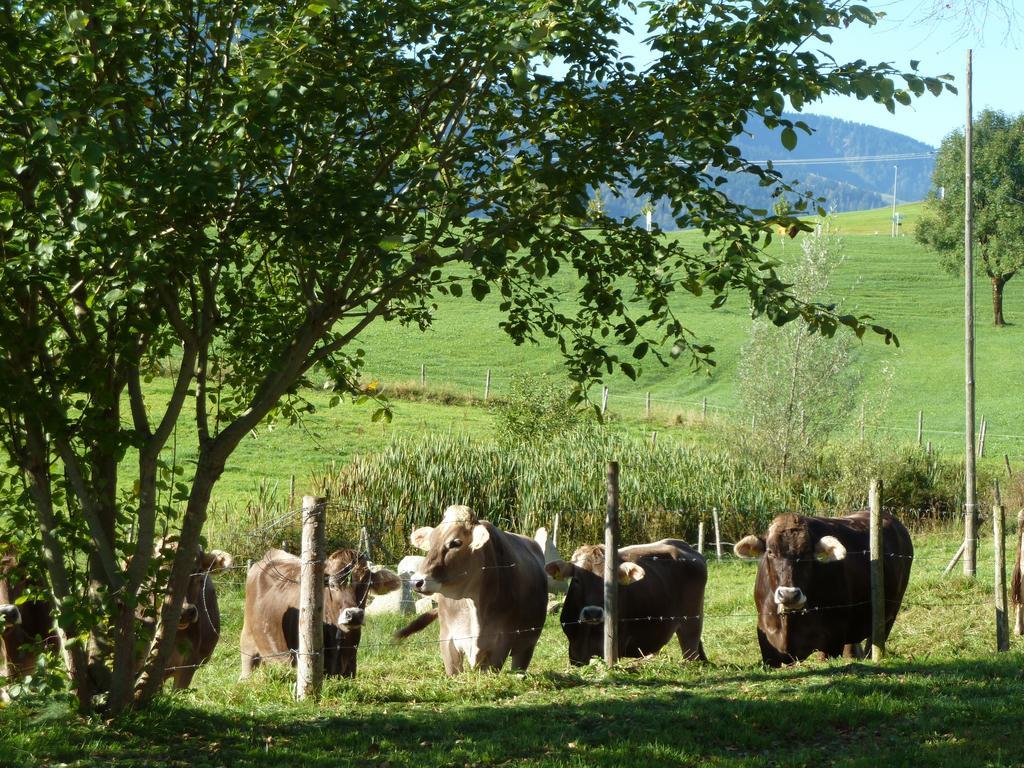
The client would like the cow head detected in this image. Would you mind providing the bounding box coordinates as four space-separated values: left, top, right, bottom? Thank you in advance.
734 514 846 613
151 539 234 630
409 505 493 600
322 549 400 677
545 544 645 666
0 603 21 628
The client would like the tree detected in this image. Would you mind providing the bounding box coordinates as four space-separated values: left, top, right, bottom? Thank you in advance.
916 110 1024 326
738 218 858 476
0 0 951 712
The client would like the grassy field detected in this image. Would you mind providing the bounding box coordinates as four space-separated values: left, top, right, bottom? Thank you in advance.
3 526 1023 767
335 202 1024 460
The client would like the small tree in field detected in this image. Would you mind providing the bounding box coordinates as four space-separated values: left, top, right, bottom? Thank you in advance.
0 0 950 712
738 220 859 476
916 110 1024 326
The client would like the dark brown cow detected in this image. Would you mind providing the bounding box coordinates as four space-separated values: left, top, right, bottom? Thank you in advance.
545 540 708 665
239 548 400 679
735 511 913 667
398 505 548 674
1 553 55 683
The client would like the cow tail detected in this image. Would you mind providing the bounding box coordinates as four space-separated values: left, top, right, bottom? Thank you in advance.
394 609 438 641
1012 523 1024 608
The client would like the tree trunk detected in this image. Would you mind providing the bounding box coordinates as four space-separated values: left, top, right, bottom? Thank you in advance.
992 275 1008 326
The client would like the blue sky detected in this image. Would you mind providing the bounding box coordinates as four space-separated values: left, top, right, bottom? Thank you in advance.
616 0 1022 147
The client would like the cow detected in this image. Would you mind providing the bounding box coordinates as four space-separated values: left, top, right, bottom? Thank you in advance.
239 548 400 679
734 511 913 667
397 505 548 674
1012 517 1024 637
544 540 707 665
1 553 55 683
144 544 234 688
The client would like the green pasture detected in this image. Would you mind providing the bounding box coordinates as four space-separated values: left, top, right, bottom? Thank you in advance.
336 202 1023 460
3 526 1023 767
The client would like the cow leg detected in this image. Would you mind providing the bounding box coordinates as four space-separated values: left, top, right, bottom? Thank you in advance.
173 666 198 690
842 642 864 659
441 640 464 675
509 641 536 672
757 628 789 668
676 622 706 662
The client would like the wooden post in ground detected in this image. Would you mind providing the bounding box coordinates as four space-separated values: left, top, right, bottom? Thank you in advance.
645 392 651 419
484 369 491 401
869 479 885 662
289 474 296 513
1004 454 1013 478
963 49 978 579
420 363 425 388
712 507 722 562
650 431 657 450
702 397 707 419
296 495 326 701
697 520 705 555
993 481 1009 652
601 386 609 416
917 411 923 446
604 461 620 667
927 440 932 457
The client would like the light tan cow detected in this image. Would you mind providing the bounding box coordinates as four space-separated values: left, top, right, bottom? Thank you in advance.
396 505 548 674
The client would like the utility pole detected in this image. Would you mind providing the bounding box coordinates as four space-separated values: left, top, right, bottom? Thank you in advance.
891 164 899 237
963 49 978 578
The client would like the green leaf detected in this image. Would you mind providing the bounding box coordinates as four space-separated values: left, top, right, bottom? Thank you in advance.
780 127 797 151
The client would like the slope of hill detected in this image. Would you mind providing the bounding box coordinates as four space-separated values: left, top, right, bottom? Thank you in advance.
347 204 1024 459
604 114 936 229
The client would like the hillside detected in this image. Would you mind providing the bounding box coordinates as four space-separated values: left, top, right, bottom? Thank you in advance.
604 114 936 229
345 203 1024 461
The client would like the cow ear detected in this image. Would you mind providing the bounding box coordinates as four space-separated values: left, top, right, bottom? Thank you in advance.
201 549 234 573
369 566 402 595
618 562 645 585
469 524 490 551
734 535 766 560
815 535 847 562
545 560 574 581
410 527 434 551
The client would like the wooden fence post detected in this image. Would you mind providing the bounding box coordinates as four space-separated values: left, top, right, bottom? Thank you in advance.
927 440 932 457
420 363 425 388
869 479 885 662
650 431 657 450
604 461 620 667
601 386 609 416
289 474 296 513
993 481 1009 652
1004 454 1013 478
702 397 707 419
645 392 651 419
297 495 326 701
917 410 923 446
484 369 491 401
697 520 705 555
712 507 722 562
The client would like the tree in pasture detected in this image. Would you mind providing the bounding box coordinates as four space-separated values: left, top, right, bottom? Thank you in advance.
0 0 951 712
916 110 1024 326
738 219 859 476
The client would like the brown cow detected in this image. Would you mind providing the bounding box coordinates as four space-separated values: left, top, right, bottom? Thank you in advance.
545 540 707 665
1 553 55 682
735 511 913 667
239 548 400 679
398 505 548 674
1012 516 1023 637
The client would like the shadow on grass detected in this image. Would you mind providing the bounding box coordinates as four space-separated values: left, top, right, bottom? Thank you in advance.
4 656 1024 767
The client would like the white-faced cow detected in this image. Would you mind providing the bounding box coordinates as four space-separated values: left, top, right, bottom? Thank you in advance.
397 505 548 674
239 548 400 679
735 511 913 667
545 540 707 665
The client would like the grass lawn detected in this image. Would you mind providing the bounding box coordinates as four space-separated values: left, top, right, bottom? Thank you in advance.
3 526 1023 767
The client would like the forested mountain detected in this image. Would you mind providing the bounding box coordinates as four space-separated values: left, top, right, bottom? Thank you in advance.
601 113 936 230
